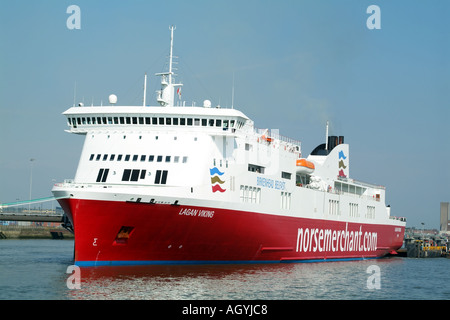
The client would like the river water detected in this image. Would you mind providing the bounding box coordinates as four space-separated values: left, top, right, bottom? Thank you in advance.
0 239 449 301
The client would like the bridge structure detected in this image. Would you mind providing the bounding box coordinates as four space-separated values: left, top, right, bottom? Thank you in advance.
0 196 67 223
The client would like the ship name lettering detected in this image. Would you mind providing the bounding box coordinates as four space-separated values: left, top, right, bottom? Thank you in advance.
179 208 214 218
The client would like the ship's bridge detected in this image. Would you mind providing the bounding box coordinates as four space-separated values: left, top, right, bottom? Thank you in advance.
63 105 250 135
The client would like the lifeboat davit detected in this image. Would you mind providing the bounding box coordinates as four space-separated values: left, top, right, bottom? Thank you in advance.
296 158 315 174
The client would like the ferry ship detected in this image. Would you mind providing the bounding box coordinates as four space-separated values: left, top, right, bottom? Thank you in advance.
52 27 406 266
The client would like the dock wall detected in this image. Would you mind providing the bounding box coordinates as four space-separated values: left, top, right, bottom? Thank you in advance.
0 225 73 239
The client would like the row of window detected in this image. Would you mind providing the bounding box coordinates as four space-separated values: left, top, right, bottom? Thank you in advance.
239 185 261 204
121 169 168 184
89 153 188 164
329 200 376 219
329 200 340 215
69 116 245 130
366 206 376 219
281 192 291 209
349 203 359 218
95 167 169 185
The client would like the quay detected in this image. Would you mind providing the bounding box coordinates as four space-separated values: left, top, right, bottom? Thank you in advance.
0 199 73 239
397 228 449 258
0 224 73 239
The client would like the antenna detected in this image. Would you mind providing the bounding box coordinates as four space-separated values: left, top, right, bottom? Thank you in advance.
155 25 183 107
73 81 77 107
168 25 175 85
143 73 147 107
325 120 329 150
231 72 235 109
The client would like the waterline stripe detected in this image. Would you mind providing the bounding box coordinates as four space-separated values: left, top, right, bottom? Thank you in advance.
75 256 380 267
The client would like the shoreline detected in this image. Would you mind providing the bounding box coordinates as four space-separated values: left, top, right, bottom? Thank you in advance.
0 225 74 240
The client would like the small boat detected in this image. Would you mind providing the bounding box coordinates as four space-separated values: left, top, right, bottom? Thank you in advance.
296 158 315 174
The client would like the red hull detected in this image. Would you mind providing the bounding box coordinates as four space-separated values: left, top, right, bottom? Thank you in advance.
59 198 404 266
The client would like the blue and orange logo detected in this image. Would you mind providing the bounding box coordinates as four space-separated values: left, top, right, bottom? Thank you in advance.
210 167 226 193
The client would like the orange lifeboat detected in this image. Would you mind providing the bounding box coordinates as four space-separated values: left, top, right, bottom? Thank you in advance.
296 158 315 174
261 135 273 143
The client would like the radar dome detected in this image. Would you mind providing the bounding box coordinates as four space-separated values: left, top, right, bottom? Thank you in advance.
203 100 211 108
109 94 117 104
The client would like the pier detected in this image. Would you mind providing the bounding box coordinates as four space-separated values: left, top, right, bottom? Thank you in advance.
0 196 72 239
0 210 64 223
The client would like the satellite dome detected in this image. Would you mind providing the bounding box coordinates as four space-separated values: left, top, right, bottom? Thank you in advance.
203 100 211 108
109 94 118 104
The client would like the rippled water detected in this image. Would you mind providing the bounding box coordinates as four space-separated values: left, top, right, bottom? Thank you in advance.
1 239 449 300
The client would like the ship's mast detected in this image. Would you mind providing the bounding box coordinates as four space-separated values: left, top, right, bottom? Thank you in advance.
143 73 147 107
156 25 183 107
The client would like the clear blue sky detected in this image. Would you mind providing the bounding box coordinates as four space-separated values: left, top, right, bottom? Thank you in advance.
1 0 449 228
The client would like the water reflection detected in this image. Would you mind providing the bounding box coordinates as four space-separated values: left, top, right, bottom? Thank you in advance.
66 257 405 300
